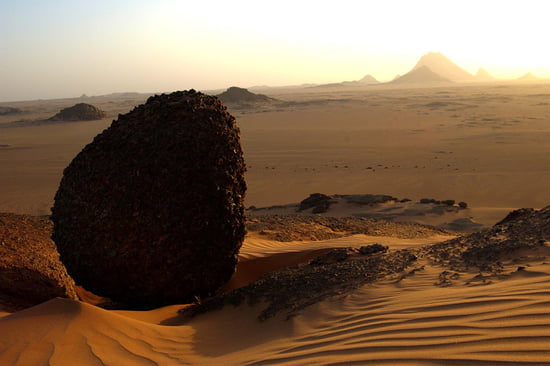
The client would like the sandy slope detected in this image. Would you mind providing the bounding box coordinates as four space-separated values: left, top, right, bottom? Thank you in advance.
1 235 549 365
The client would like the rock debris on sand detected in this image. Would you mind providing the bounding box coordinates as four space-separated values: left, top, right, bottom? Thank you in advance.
0 213 77 311
183 207 550 320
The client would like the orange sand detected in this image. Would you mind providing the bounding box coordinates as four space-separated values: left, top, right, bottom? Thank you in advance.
1 235 549 365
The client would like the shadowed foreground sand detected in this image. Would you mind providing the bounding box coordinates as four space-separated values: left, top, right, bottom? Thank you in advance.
1 233 549 365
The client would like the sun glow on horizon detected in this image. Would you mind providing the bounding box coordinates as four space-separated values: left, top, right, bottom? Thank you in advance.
1 0 550 101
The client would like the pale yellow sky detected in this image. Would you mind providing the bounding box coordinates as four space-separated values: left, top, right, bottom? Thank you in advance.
1 0 549 101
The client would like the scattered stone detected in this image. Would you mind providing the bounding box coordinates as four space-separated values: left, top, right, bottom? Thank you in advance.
0 213 78 311
442 200 455 206
52 90 246 308
458 201 468 209
359 244 388 255
49 103 106 121
310 248 353 265
343 194 397 205
420 198 438 204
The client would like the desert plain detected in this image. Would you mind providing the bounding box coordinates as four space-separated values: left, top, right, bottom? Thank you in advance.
1 82 550 365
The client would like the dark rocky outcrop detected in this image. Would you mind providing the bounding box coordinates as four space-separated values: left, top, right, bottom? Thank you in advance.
298 193 333 213
51 90 246 308
0 213 78 311
426 205 550 272
49 103 106 121
216 87 276 105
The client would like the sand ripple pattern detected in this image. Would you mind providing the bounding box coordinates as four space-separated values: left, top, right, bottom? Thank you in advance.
243 268 550 366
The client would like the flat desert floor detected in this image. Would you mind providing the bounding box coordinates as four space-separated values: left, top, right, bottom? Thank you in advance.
2 83 550 225
1 83 550 365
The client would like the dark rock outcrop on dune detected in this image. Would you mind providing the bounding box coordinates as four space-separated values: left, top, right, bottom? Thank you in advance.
425 206 550 272
52 90 246 308
0 213 78 312
49 103 106 121
216 86 276 105
184 205 550 320
181 246 417 321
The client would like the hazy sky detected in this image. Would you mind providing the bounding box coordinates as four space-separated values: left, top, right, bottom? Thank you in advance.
1 0 549 101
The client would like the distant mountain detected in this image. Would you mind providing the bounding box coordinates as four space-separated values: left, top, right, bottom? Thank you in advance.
248 84 317 93
517 72 538 81
391 65 452 85
316 74 379 88
216 86 276 104
475 68 496 81
413 52 476 82
358 74 379 84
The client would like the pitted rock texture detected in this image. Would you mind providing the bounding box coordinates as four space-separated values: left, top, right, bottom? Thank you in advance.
52 90 246 308
0 213 78 311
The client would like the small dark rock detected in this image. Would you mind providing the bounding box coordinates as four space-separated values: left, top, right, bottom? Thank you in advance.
299 193 333 212
458 201 468 209
359 244 388 255
310 248 353 265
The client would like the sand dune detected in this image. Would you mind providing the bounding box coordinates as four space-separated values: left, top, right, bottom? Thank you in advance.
1 235 549 365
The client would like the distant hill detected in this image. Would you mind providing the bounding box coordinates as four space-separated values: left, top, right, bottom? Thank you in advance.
517 72 538 81
49 103 106 121
316 74 379 88
358 74 379 84
216 87 276 104
476 68 496 81
413 52 476 82
391 65 453 85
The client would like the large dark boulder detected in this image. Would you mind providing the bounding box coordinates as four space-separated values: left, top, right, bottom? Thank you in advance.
0 213 78 311
51 90 246 308
49 103 106 121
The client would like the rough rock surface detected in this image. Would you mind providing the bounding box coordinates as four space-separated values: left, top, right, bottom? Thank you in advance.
298 193 333 213
425 206 550 272
52 90 246 308
0 213 78 311
49 103 106 121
